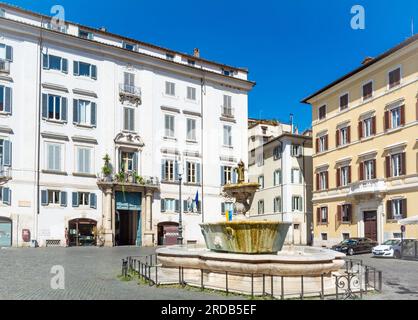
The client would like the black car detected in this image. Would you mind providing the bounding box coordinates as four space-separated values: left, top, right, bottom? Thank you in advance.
331 238 378 256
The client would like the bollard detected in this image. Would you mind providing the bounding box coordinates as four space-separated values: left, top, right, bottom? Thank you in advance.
201 269 204 291
271 275 274 298
251 274 254 298
225 272 229 296
281 276 284 300
321 274 324 300
300 276 304 300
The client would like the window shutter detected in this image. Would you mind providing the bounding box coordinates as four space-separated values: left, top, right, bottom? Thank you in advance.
124 108 129 130
359 162 364 181
316 173 319 191
372 160 376 179
41 190 48 206
73 99 79 124
348 204 353 224
385 156 391 178
386 200 393 221
72 192 79 207
317 208 321 224
416 99 418 121
42 94 48 118
221 202 225 214
315 138 319 153
291 169 294 184
3 140 11 166
401 152 406 176
60 192 67 207
62 58 68 73
336 168 341 187
73 61 79 76
372 116 376 135
90 193 97 209
183 200 188 213
174 161 179 181
298 197 303 211
196 163 201 184
220 166 225 185
324 135 328 150
325 171 329 189
347 126 351 143
400 105 405 125
384 111 390 130
348 166 352 184
402 199 407 219
129 152 137 173
43 54 49 69
337 205 342 223
61 97 67 122
3 187 11 205
91 102 97 127
336 130 340 147
5 45 13 62
161 199 166 212
4 87 11 113
129 108 134 131
91 65 97 80
175 200 180 213
273 171 277 186
232 169 237 184
161 160 166 180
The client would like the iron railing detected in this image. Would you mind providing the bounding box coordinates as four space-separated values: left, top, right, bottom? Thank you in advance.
221 106 235 118
0 166 11 181
123 255 383 300
119 83 141 97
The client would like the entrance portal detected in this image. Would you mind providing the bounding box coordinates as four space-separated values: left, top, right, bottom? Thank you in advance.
68 219 97 247
0 218 12 247
364 211 377 241
115 192 142 246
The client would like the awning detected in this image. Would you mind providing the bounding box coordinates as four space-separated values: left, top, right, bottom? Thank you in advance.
398 216 418 225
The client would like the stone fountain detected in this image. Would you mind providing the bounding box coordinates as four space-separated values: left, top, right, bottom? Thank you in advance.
155 161 345 296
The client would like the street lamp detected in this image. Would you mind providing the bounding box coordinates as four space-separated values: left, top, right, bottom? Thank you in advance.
177 157 184 245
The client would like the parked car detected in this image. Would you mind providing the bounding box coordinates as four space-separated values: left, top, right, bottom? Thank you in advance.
372 238 415 259
332 238 377 256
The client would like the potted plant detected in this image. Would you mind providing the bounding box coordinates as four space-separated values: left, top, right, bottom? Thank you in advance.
101 154 112 182
133 172 144 185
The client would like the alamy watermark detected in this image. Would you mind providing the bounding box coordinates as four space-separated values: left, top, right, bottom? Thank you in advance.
351 4 365 30
50 265 65 290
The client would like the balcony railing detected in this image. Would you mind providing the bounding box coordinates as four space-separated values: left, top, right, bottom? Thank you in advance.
0 166 11 182
119 84 142 106
221 106 235 118
349 179 386 196
0 59 10 73
97 172 159 187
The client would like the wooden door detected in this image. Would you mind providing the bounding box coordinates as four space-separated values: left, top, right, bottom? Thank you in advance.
364 211 377 241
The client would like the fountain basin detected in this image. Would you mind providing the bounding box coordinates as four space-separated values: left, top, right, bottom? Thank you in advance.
200 221 291 254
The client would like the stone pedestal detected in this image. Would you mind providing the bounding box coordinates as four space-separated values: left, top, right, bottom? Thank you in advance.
102 186 114 247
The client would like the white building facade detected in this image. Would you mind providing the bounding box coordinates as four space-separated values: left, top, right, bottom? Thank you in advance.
0 4 254 247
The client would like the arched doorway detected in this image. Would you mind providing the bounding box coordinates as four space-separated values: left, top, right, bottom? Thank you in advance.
68 219 97 247
0 217 12 248
157 222 179 246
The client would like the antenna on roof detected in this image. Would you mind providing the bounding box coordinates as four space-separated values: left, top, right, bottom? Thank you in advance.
412 17 415 36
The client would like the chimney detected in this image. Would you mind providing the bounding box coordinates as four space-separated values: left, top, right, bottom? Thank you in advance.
193 48 200 58
99 26 107 32
289 113 294 134
361 56 374 65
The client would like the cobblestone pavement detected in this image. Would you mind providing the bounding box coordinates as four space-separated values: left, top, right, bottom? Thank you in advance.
351 254 418 300
0 247 238 300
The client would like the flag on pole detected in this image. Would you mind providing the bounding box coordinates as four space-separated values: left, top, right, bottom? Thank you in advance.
194 190 199 211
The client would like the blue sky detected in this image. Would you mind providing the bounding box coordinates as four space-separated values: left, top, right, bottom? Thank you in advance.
4 0 417 131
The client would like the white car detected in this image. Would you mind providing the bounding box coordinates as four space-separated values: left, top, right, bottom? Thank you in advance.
372 239 413 259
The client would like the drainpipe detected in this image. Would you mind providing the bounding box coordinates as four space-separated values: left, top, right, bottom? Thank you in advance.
302 140 307 245
200 71 205 223
35 18 44 244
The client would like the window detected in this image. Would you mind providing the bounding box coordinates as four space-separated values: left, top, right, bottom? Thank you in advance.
391 107 401 129
360 117 375 138
223 125 232 146
291 144 301 157
72 192 96 208
321 233 328 241
222 69 233 76
123 107 135 132
166 53 175 61
43 54 68 73
337 127 350 147
318 105 326 120
258 200 264 215
256 153 264 167
361 159 376 180
338 166 350 187
340 93 349 111
79 30 94 40
42 94 67 121
388 67 401 89
318 207 328 224
292 196 303 212
0 43 13 62
258 176 264 189
339 204 352 223
291 168 302 184
48 190 61 205
317 135 328 153
187 87 196 101
0 85 12 113
221 202 234 214
78 192 90 206
317 171 328 190
74 61 97 79
391 199 406 220
186 118 196 141
387 153 405 178
0 139 11 167
385 105 405 130
0 9 5 18
274 169 282 186
120 152 137 172
165 81 175 96
123 42 136 51
362 81 373 100
161 198 178 212
76 147 92 174
273 145 282 160
162 159 176 182
222 95 233 116
187 59 195 66
0 187 11 205
221 166 235 185
164 114 175 138
46 143 62 171
274 197 282 213
342 233 350 240
186 161 200 184
123 72 136 92
73 99 96 127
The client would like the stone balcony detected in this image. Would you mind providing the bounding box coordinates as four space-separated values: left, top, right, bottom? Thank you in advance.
97 172 159 191
348 179 387 197
0 59 10 74
119 84 142 106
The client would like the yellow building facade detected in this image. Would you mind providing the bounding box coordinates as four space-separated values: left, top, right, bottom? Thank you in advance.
303 35 418 246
